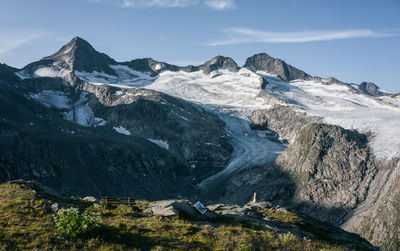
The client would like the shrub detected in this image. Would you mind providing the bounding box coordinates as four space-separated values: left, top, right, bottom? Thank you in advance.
53 208 102 239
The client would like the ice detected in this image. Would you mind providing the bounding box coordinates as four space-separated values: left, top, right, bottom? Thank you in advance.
15 70 30 80
94 117 107 126
74 70 117 84
30 90 70 109
74 104 95 127
30 90 100 128
143 69 284 186
113 126 131 135
74 65 157 88
258 72 400 161
145 68 268 110
147 139 169 150
154 63 162 71
16 65 70 79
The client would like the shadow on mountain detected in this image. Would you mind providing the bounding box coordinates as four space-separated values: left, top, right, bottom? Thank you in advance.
0 76 232 201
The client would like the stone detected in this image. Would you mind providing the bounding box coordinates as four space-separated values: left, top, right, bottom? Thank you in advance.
50 203 59 212
82 196 97 203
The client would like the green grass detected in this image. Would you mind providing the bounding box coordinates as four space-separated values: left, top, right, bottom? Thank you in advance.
0 182 350 250
257 208 302 223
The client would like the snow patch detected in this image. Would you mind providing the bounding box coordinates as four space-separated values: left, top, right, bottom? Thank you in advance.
30 90 70 109
74 65 157 88
113 126 131 135
94 117 107 126
148 139 169 150
154 63 162 71
15 70 30 80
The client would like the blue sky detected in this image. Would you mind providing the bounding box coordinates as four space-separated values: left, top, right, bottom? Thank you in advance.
0 0 399 92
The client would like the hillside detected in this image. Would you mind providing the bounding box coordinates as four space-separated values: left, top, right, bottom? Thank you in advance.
0 180 375 250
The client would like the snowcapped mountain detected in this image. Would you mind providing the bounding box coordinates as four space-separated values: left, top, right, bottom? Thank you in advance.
1 36 400 249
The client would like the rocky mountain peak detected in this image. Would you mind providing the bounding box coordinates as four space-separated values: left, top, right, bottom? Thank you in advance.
200 55 239 74
54 37 96 56
359 82 382 96
40 36 116 75
243 53 311 82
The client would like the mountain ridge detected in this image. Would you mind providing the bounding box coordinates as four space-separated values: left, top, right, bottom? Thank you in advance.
11 36 387 95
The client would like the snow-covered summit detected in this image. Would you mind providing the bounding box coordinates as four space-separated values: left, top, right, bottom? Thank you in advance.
11 36 400 161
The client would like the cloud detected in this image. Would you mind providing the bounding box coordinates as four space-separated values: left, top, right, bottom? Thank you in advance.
0 30 47 55
207 27 398 46
91 0 235 10
204 0 235 10
91 0 199 8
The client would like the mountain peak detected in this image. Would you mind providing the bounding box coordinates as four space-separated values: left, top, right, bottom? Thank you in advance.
359 82 383 96
200 55 239 74
45 36 116 75
243 53 311 82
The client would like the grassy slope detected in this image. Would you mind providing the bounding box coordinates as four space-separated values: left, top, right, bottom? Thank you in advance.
0 181 352 250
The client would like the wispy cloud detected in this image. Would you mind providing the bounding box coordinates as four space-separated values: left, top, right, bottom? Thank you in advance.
207 27 398 46
90 0 235 10
0 30 47 55
91 0 199 8
204 0 235 10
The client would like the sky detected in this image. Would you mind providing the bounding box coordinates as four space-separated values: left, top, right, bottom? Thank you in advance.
0 0 399 92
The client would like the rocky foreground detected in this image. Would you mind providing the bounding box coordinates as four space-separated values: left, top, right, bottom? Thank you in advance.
0 180 375 250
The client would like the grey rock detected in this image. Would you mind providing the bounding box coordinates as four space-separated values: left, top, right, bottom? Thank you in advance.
199 56 239 74
23 37 117 77
243 53 311 82
82 196 97 203
275 123 378 225
359 82 383 96
147 200 180 216
250 105 321 140
10 180 60 198
50 203 59 212
342 159 400 250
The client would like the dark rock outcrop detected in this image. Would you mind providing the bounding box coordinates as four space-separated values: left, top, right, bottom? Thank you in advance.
250 106 321 140
342 159 400 250
359 82 383 96
275 123 377 224
0 67 232 199
199 56 239 74
23 37 117 76
243 53 311 82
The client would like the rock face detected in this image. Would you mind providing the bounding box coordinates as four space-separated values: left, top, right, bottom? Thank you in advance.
23 36 117 76
359 82 383 96
342 159 400 250
0 76 231 198
250 106 321 140
0 39 233 199
275 123 377 224
243 53 311 82
199 56 239 74
122 58 184 76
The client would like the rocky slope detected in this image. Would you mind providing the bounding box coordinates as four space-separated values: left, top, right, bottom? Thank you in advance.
0 38 233 199
0 180 376 250
243 53 311 82
275 123 377 225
